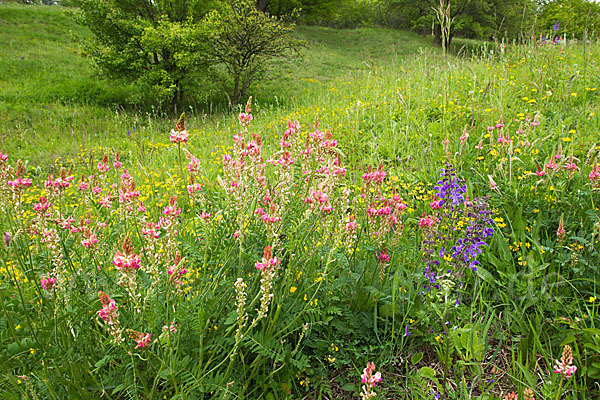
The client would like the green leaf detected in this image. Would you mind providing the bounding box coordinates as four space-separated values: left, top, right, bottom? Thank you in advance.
417 366 436 379
411 352 423 365
341 383 358 392
476 266 493 283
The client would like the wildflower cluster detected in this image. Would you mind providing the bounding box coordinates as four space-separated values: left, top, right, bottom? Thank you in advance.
421 163 494 291
360 362 382 400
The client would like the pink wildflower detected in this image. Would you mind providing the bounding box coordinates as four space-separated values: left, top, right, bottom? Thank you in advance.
8 176 32 190
589 164 600 183
554 344 577 378
40 275 57 291
113 236 141 272
162 196 181 216
97 291 118 323
556 214 566 242
163 322 178 334
495 117 505 129
523 388 535 400
377 248 390 263
170 112 188 143
361 362 382 388
82 234 98 249
504 392 518 400
131 331 151 349
238 112 253 125
460 129 469 145
418 212 434 229
97 161 110 174
255 246 280 272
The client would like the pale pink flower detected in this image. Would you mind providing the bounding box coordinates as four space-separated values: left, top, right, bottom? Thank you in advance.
556 214 566 242
113 250 141 271
460 129 469 145
504 392 518 400
554 344 577 378
82 234 98 249
170 129 189 144
163 322 178 334
132 331 151 349
495 117 505 129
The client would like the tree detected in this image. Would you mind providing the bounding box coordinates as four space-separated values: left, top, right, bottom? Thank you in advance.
76 0 221 111
205 0 304 105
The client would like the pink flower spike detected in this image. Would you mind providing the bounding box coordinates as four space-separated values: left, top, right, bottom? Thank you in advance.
170 129 189 144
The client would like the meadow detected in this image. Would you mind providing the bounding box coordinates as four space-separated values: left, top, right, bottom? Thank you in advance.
1 3 600 400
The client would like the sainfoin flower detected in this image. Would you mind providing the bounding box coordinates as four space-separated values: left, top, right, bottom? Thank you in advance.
170 112 188 143
419 213 434 229
554 344 577 378
359 361 382 400
504 392 518 400
113 249 141 271
97 291 123 344
40 275 57 291
361 362 382 387
131 331 151 349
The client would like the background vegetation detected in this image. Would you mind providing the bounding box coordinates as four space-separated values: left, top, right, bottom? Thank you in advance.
1 1 600 400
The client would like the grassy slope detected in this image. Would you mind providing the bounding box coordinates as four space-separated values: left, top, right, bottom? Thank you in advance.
0 3 434 168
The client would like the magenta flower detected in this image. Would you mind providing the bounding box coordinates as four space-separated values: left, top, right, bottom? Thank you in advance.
40 275 57 291
377 248 390 263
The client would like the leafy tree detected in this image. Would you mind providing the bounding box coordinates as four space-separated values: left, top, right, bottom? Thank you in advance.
76 0 221 111
206 0 304 105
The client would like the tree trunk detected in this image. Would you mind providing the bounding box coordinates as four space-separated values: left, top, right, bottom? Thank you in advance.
434 23 442 45
256 0 269 13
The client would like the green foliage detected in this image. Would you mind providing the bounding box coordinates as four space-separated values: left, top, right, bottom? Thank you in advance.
537 0 600 39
